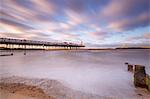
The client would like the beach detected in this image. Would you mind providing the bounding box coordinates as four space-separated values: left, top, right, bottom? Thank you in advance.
0 76 150 99
0 90 43 99
0 76 112 99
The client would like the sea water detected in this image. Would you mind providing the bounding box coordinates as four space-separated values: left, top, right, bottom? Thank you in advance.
0 49 149 98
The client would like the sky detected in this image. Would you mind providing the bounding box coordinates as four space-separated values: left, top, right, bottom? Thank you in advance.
0 0 150 47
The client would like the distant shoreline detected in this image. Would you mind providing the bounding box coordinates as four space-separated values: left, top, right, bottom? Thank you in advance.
0 47 149 51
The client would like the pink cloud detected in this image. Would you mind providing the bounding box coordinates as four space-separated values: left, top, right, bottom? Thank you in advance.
125 33 150 44
102 0 130 17
102 0 146 18
31 0 55 14
88 31 107 40
65 10 88 26
143 33 150 39
108 12 149 31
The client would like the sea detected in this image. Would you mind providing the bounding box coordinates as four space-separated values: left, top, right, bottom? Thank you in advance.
0 49 149 98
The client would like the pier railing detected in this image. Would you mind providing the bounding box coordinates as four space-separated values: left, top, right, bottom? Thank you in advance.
0 38 85 49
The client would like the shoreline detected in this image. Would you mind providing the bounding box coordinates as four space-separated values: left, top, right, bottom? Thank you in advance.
0 89 44 99
0 76 112 99
0 47 149 51
0 83 53 99
0 76 150 99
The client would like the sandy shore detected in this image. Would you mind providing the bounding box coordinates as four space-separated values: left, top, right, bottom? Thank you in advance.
0 76 112 99
0 82 53 99
0 89 44 99
0 76 150 99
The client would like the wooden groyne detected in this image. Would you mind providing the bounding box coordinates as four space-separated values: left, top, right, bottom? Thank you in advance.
128 65 134 72
134 65 147 88
125 63 150 91
146 75 150 91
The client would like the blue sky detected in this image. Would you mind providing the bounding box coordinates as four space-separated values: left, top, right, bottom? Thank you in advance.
0 0 149 47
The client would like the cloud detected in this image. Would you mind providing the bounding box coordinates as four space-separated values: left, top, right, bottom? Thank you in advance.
31 0 54 14
88 31 108 40
0 32 51 40
125 33 150 44
108 12 149 31
0 0 149 47
143 33 150 39
0 22 26 33
1 0 36 21
102 0 149 19
65 10 87 26
101 0 149 31
0 18 34 30
59 33 80 41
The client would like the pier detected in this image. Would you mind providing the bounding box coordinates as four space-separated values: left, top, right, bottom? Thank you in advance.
0 38 85 50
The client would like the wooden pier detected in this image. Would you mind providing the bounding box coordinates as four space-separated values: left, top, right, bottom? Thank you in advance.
0 38 85 50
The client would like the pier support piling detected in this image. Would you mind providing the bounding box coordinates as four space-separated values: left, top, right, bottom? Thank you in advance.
0 38 85 50
24 45 26 55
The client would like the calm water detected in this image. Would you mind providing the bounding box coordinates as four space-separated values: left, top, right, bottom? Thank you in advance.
0 49 150 98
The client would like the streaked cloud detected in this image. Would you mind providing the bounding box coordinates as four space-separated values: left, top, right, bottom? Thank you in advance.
126 33 150 43
108 12 149 31
0 0 149 47
143 33 150 39
1 18 34 30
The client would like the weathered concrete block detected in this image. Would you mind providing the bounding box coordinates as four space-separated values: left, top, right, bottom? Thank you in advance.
128 65 133 72
134 65 147 88
146 75 150 91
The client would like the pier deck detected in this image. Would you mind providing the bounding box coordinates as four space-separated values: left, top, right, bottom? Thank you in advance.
0 38 85 50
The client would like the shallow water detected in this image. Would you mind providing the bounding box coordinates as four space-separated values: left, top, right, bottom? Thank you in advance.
0 49 150 98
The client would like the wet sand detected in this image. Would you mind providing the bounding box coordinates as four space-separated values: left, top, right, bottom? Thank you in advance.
0 90 43 99
0 82 53 99
0 76 150 99
0 76 112 99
